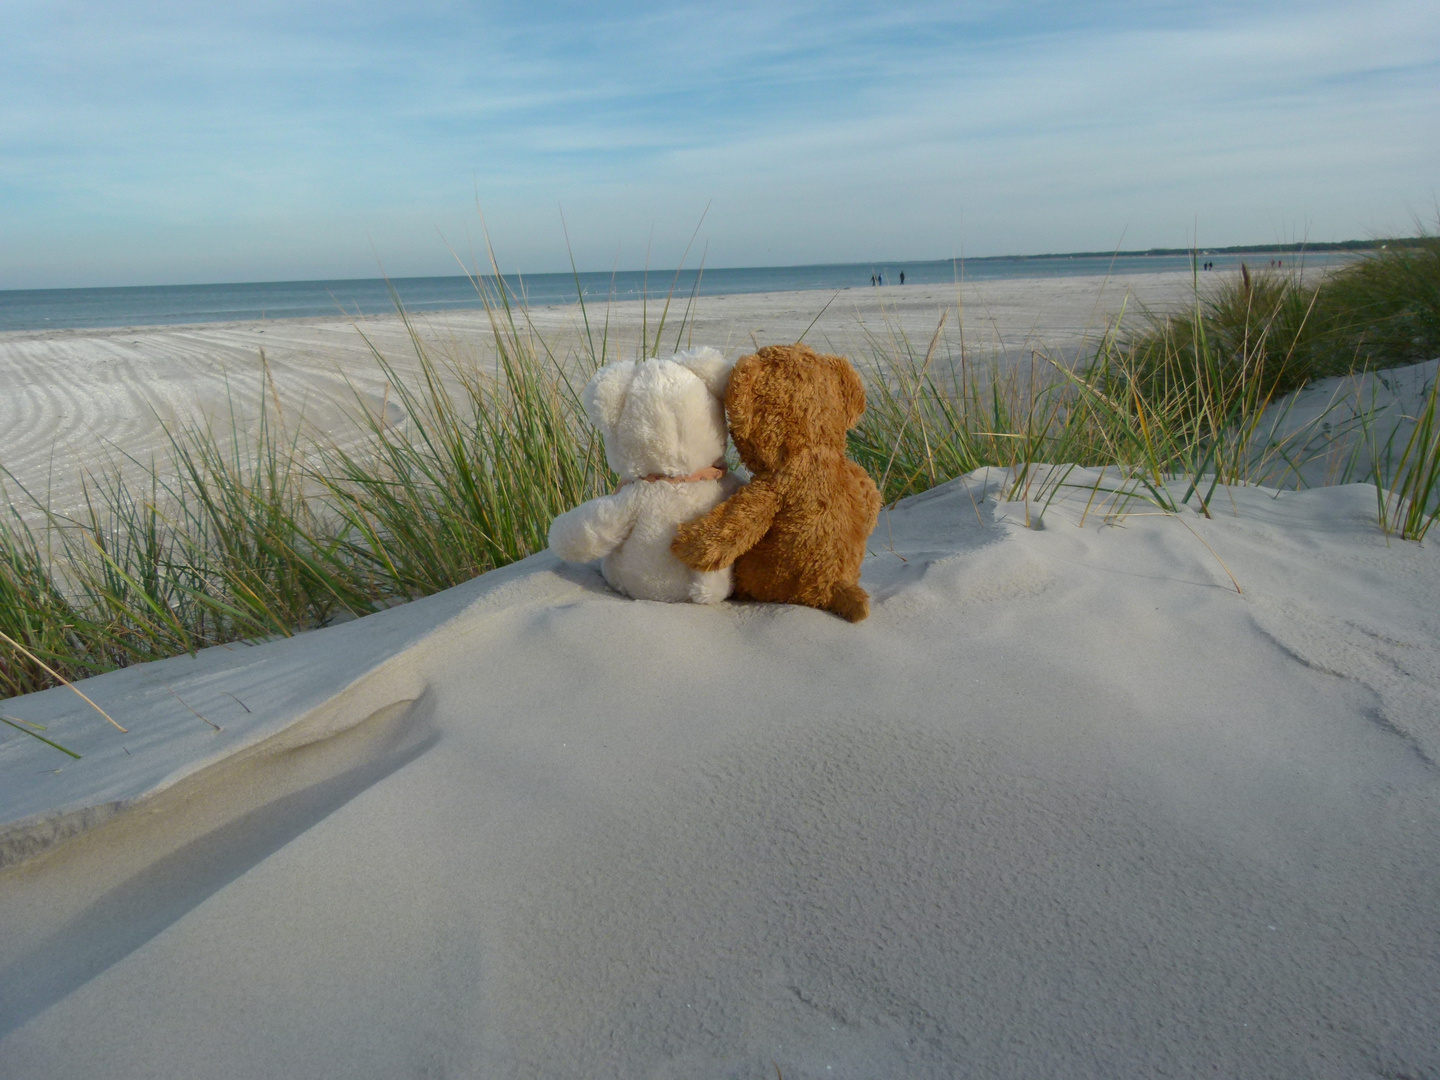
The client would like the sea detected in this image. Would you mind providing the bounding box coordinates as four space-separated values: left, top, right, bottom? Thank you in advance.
0 252 1354 333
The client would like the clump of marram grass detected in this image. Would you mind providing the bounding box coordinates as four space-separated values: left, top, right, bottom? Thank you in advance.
1310 236 1440 375
1 396 349 699
312 308 609 599
3 255 1438 727
1121 235 1440 408
1373 366 1440 541
848 296 1343 519
0 273 616 706
0 501 90 698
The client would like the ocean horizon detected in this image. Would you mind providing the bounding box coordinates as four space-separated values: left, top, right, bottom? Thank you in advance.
0 251 1354 333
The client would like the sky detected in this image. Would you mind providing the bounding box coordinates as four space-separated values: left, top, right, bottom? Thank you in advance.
1 0 1437 289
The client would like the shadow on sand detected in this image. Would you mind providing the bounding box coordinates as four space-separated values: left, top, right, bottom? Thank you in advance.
0 694 438 1037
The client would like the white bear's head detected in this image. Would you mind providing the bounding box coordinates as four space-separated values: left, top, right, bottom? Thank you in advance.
582 347 734 481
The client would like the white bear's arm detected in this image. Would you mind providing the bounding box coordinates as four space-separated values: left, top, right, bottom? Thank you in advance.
547 487 642 563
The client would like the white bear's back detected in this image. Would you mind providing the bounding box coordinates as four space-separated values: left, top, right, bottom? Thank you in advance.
601 476 737 603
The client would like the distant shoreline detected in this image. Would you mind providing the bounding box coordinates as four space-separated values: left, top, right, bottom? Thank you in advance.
1 250 1362 334
992 237 1426 261
1 240 1398 297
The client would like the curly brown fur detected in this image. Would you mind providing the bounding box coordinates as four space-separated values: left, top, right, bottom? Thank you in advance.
671 343 882 622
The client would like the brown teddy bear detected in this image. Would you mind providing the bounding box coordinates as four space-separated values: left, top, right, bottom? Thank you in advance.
670 343 882 622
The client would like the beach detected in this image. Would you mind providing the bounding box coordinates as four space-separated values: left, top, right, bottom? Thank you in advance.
2 269 1438 1077
0 270 1203 521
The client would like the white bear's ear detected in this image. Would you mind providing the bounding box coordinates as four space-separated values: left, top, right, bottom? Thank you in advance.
582 361 639 431
672 346 734 399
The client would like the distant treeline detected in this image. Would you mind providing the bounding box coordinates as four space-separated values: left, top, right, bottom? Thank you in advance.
973 238 1429 261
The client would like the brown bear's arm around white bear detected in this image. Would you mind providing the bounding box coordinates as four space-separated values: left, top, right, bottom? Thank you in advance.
670 477 780 572
547 486 643 564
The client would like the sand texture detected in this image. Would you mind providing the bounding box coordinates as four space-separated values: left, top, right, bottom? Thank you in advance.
2 465 1438 1078
0 271 1203 521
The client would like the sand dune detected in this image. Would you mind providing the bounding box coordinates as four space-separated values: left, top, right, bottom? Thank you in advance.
2 465 1437 1078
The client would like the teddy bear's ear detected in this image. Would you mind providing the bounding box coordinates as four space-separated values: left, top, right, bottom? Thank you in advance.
832 355 867 429
723 353 758 441
582 360 639 431
672 346 734 399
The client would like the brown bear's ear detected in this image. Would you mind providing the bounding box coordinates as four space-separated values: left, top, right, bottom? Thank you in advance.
833 355 867 429
724 354 758 441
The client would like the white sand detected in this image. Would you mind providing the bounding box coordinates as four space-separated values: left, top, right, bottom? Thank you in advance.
0 271 1203 522
2 456 1438 1076
1261 357 1440 489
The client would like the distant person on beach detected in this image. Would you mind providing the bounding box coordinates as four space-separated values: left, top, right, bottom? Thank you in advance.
900 271 905 284
878 273 884 286
870 274 876 286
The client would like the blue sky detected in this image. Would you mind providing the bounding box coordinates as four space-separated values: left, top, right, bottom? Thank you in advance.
2 0 1436 288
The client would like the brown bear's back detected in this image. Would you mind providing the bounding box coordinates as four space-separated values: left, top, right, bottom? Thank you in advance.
732 449 880 609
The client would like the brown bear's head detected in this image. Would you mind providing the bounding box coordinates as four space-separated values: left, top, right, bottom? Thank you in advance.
724 343 866 471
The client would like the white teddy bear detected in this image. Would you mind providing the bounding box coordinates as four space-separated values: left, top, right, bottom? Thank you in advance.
548 347 741 603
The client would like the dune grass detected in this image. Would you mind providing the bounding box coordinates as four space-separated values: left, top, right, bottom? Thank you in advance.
2 243 1438 724
1374 367 1440 541
0 276 618 706
850 291 1348 520
1122 235 1440 403
1106 236 1440 533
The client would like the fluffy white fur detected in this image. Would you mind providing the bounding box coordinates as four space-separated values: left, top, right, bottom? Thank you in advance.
548 347 740 603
